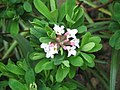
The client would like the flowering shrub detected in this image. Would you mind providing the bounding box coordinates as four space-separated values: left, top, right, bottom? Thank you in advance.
2 0 118 90
29 0 102 86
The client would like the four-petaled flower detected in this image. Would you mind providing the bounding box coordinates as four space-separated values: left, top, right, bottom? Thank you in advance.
66 46 77 57
53 24 65 35
70 38 80 48
65 28 78 39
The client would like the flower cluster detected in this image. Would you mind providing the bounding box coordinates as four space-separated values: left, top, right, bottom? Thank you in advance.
41 24 80 58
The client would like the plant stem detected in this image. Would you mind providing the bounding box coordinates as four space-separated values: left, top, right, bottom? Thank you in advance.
2 32 28 60
110 49 120 90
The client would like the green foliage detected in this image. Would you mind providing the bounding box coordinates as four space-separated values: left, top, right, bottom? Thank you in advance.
0 0 110 90
80 32 102 52
69 56 84 67
109 2 120 90
109 30 120 50
10 20 19 35
34 0 55 22
100 0 109 3
9 79 28 90
23 1 32 12
56 65 69 82
6 62 25 75
25 68 35 85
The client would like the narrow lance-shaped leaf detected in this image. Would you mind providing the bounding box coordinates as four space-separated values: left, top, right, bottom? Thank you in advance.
10 20 19 36
34 0 54 22
50 0 56 11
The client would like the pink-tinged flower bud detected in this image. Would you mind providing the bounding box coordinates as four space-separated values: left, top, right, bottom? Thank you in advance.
56 37 60 41
63 46 67 50
60 42 63 45
64 39 69 43
70 42 75 46
64 32 69 36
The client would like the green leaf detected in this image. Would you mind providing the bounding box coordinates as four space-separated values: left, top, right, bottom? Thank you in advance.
25 68 35 85
50 9 58 22
62 60 70 67
89 44 102 52
80 52 93 63
23 1 32 12
81 32 91 47
69 56 84 67
0 62 6 72
65 0 75 17
68 66 76 79
6 63 25 75
72 6 84 22
56 66 69 82
35 59 48 73
39 37 55 43
17 60 28 71
30 28 47 39
58 3 66 22
110 50 120 90
109 30 120 50
81 42 95 52
115 37 120 50
109 22 120 32
50 31 56 39
66 14 75 24
113 2 120 22
52 54 65 65
10 20 19 36
14 34 33 57
72 15 84 28
64 82 77 90
6 10 15 18
77 25 87 33
86 60 95 67
50 0 56 11
17 5 24 15
29 52 45 60
34 0 54 22
86 54 95 67
89 36 101 43
9 79 27 90
42 61 55 70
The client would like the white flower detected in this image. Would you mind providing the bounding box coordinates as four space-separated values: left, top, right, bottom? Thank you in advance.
46 52 54 58
66 46 76 57
49 43 58 54
65 28 78 39
53 24 65 35
41 43 58 58
40 43 49 52
70 38 80 48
